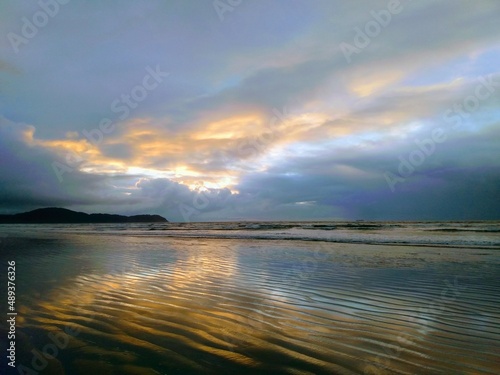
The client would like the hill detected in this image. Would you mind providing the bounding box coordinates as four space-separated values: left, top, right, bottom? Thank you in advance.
0 207 168 224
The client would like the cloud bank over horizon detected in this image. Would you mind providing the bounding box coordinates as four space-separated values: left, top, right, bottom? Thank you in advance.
1 0 499 221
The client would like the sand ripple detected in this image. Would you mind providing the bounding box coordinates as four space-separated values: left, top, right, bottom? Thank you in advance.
7 236 500 374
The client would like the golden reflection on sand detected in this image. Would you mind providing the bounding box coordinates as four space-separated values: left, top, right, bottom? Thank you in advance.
12 238 500 374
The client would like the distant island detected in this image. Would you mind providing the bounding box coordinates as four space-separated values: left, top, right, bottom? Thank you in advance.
0 207 168 224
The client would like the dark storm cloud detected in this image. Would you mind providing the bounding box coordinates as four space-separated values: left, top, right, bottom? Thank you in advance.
0 1 499 220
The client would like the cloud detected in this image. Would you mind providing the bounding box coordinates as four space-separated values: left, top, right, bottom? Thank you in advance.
0 117 238 220
0 1 499 220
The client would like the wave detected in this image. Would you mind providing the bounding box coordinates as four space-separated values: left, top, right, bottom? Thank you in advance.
1 221 499 248
427 228 500 233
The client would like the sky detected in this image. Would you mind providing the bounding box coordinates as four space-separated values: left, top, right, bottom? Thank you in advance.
0 0 499 221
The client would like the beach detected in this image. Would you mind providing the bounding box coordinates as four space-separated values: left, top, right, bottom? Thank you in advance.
3 1 500 373
1 222 499 374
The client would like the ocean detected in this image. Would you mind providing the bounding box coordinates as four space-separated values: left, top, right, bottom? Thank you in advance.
1 221 499 374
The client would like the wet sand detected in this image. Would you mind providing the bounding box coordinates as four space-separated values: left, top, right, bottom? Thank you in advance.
1 234 499 374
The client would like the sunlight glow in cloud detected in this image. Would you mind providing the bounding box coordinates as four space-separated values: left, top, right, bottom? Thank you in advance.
0 0 499 221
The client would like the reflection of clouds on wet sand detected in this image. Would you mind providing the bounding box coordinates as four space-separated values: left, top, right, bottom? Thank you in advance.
8 235 500 374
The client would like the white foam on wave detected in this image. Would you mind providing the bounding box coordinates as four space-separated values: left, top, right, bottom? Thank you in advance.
1 221 499 248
